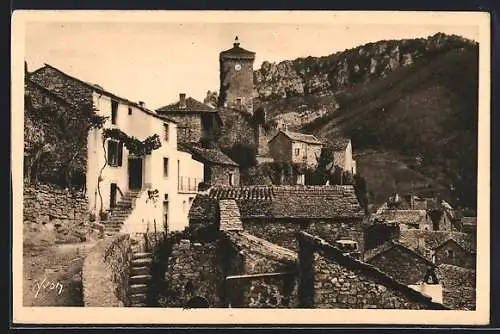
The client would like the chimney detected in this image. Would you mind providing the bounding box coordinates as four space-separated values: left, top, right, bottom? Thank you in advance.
179 93 187 109
234 36 240 47
138 101 145 108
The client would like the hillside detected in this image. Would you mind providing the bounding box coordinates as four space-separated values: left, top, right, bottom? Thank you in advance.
252 33 479 211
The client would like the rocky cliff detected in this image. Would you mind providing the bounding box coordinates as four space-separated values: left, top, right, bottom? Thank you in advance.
251 33 479 211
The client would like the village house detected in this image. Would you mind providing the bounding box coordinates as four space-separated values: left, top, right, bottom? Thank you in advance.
156 93 222 145
330 137 356 175
28 64 204 233
433 238 476 269
268 129 323 168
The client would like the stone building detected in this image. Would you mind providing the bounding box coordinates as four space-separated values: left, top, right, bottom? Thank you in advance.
363 240 437 285
218 36 255 114
28 63 204 232
178 143 240 187
296 232 448 309
156 93 222 145
433 238 476 269
188 185 367 254
268 130 323 168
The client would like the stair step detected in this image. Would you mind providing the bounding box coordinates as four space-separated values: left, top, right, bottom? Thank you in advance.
132 252 152 260
130 284 148 294
131 258 153 266
130 274 152 284
129 293 147 303
131 266 150 276
130 302 147 307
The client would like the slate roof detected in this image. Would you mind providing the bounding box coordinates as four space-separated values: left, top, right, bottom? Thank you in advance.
374 209 428 225
29 63 176 124
189 185 364 220
269 130 323 145
298 232 449 310
156 96 216 113
178 143 239 167
363 240 435 266
224 230 297 263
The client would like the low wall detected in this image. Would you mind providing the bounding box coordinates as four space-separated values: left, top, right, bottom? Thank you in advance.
82 234 132 307
23 183 89 245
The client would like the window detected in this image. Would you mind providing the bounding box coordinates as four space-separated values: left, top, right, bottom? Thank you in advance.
164 124 169 142
111 100 119 124
295 148 300 156
163 158 169 178
446 249 455 258
43 96 50 104
107 140 123 167
128 107 133 115
236 98 242 106
229 172 234 186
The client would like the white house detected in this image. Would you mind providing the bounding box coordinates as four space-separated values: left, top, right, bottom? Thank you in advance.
29 64 204 233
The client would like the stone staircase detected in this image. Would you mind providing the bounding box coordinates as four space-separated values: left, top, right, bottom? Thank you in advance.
104 190 141 237
128 237 153 307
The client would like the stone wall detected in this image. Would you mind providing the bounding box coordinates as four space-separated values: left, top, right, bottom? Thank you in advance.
437 264 476 310
167 114 202 144
23 183 90 246
162 240 222 308
227 274 297 308
297 232 448 309
242 218 365 254
82 233 132 306
217 109 257 150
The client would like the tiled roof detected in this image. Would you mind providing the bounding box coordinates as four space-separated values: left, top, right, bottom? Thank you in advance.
188 195 218 221
328 137 351 151
363 240 435 266
29 63 177 124
269 130 323 145
156 97 216 113
298 232 449 310
398 230 474 256
207 185 365 219
178 143 239 167
224 230 297 263
374 209 428 225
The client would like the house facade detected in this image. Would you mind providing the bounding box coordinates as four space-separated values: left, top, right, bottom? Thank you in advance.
330 137 356 175
268 130 323 168
29 64 204 232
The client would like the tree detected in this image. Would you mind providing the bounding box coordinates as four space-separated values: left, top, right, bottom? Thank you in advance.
203 90 218 108
353 173 369 214
24 116 54 184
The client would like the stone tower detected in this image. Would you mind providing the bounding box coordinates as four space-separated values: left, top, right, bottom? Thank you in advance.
218 36 255 114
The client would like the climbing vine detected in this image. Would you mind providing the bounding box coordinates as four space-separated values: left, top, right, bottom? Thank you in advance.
102 128 162 156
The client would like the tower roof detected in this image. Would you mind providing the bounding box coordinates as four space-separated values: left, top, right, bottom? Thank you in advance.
220 36 255 60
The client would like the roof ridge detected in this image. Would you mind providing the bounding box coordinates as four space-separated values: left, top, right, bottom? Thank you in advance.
299 232 448 310
32 63 177 124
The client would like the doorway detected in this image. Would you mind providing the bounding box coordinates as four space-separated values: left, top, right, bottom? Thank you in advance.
128 157 143 190
110 183 117 208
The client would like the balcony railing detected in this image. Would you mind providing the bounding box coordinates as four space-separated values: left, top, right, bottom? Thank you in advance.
178 176 202 193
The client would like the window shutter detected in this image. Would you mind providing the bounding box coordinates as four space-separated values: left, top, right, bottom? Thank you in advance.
107 141 115 165
118 141 123 166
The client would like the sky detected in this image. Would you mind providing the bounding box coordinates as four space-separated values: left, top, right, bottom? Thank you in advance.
24 18 479 110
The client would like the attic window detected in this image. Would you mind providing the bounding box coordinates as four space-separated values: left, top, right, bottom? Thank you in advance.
228 172 235 186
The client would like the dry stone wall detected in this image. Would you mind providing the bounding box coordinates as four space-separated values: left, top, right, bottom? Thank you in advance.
82 234 132 307
23 183 90 245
